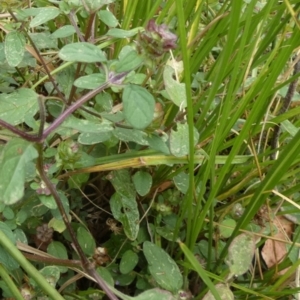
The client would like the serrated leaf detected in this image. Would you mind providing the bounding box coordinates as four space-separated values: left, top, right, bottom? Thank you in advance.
163 65 187 108
0 139 38 205
77 227 96 256
0 88 39 125
52 25 76 38
169 123 199 157
98 10 118 27
30 7 60 28
132 171 152 196
122 85 155 129
0 222 19 270
143 241 183 293
120 250 139 274
5 31 26 67
74 73 106 89
203 284 234 300
225 233 255 277
59 42 107 63
133 288 176 300
106 27 143 38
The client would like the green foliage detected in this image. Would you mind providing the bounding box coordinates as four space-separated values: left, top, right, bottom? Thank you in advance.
0 0 300 299
143 241 183 293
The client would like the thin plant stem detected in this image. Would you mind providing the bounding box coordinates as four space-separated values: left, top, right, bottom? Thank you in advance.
35 144 118 300
7 9 66 102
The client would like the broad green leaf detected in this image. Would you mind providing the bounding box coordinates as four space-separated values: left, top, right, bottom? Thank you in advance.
3 206 14 220
39 195 57 209
4 31 26 67
74 73 106 89
109 170 139 240
169 123 199 157
156 227 175 242
77 227 96 256
47 241 68 260
113 127 149 145
29 32 57 49
59 43 107 63
14 228 27 244
50 191 69 220
115 49 144 73
119 250 139 274
143 241 183 293
219 219 236 238
106 27 144 38
83 0 114 11
78 132 112 145
39 266 60 288
0 222 19 270
62 115 113 133
97 267 114 286
30 7 60 28
147 134 170 154
47 241 68 273
16 210 28 224
132 171 152 196
55 65 75 98
122 85 155 129
133 288 176 300
108 169 136 200
114 272 136 286
203 284 234 300
98 10 118 27
110 193 139 240
0 139 38 205
48 218 66 233
52 25 76 38
173 172 189 194
225 233 255 278
0 88 39 125
163 65 187 108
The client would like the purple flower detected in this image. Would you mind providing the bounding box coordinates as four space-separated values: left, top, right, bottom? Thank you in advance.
139 19 177 57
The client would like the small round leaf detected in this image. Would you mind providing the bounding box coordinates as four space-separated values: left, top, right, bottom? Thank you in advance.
132 171 152 196
119 250 139 274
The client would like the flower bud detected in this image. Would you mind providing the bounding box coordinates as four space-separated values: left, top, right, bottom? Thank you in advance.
138 19 177 58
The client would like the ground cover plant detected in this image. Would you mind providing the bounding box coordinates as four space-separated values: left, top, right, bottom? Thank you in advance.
0 0 300 299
